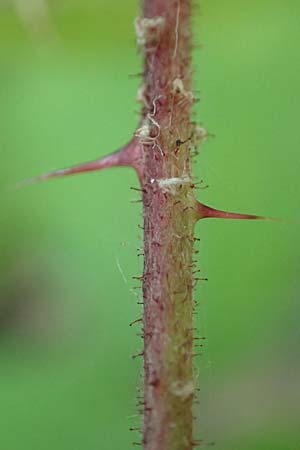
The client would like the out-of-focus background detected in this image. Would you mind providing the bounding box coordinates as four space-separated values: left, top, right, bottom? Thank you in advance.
0 0 299 449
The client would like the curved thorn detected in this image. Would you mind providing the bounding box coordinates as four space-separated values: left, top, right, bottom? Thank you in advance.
197 202 281 222
16 138 143 189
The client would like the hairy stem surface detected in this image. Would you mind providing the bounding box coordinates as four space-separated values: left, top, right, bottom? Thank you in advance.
22 3 268 448
138 2 197 449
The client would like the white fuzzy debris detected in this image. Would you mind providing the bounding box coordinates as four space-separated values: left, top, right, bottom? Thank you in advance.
193 125 208 147
170 380 194 400
135 120 151 139
134 16 165 47
135 117 163 155
172 78 194 102
136 83 148 105
172 78 185 93
158 176 191 194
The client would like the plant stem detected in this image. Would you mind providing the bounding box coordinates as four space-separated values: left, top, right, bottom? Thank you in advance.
22 3 268 448
137 1 197 449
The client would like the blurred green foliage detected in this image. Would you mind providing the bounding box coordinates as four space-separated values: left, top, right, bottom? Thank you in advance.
0 1 299 449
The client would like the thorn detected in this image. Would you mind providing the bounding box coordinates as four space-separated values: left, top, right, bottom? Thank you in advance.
16 138 143 188
197 202 280 222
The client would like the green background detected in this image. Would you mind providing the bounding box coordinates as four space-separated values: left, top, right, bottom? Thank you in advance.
0 1 299 449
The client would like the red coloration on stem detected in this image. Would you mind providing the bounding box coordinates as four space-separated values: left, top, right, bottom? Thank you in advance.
19 1 274 449
139 1 196 449
17 138 143 188
197 202 267 221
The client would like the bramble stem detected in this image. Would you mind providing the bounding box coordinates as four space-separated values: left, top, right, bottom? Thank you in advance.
138 2 198 449
20 3 268 448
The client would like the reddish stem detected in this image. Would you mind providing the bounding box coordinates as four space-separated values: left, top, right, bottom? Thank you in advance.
139 2 195 449
18 3 274 450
